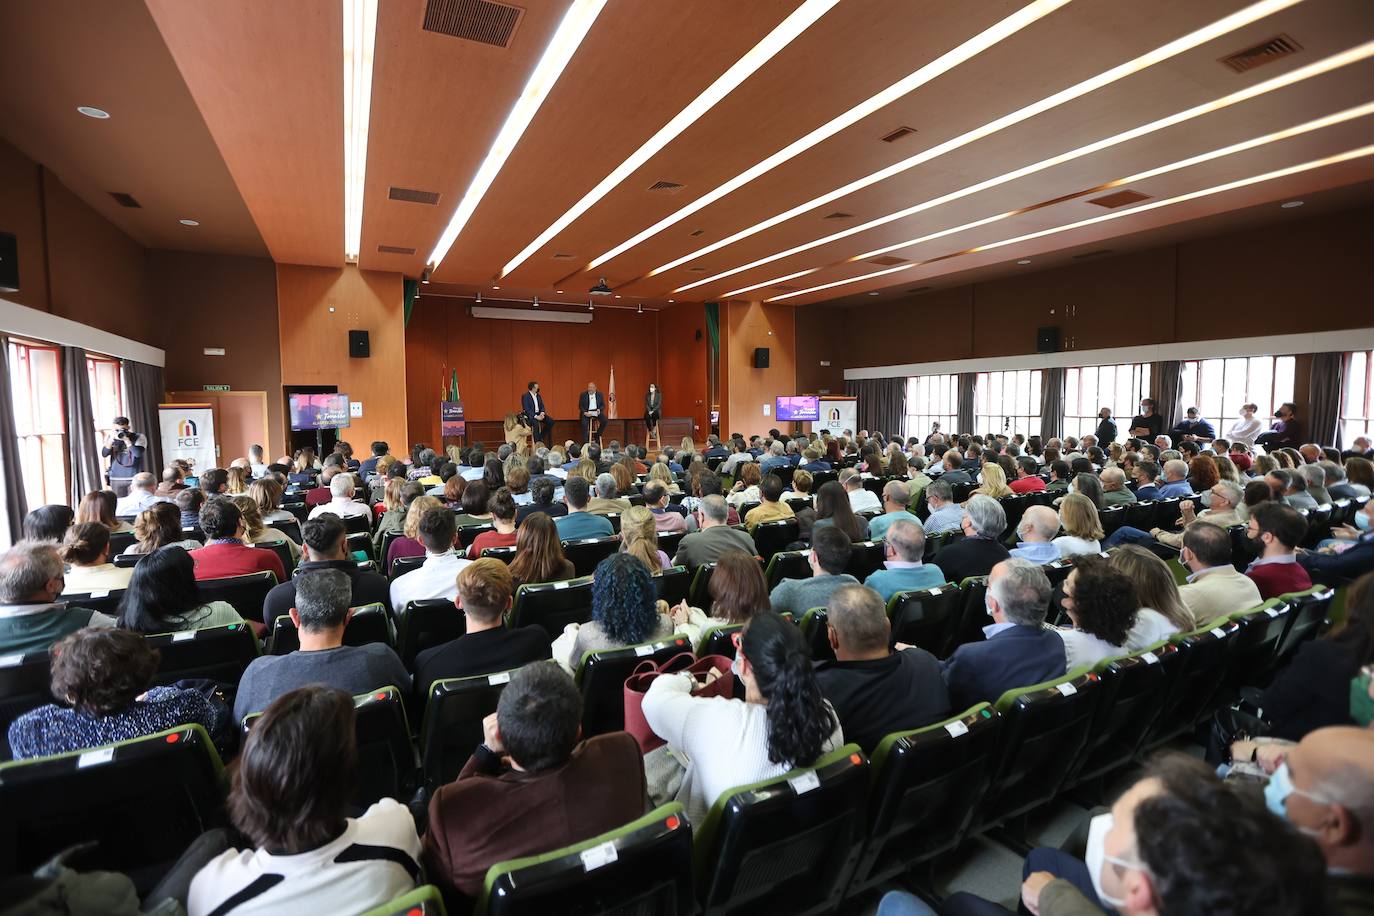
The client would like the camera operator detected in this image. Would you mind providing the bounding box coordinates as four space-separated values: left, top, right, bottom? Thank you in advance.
102 416 148 497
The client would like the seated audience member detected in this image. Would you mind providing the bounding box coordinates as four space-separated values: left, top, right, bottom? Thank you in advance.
189 686 421 914
742 474 793 533
586 473 632 515
413 559 550 700
863 520 945 601
59 522 134 594
359 440 389 478
190 498 286 583
235 570 410 722
1176 522 1262 624
200 467 230 496
619 505 672 573
672 494 756 568
1278 467 1321 510
225 465 251 496
727 462 763 509
689 472 742 527
0 541 115 654
248 477 295 525
817 585 949 753
387 495 444 570
22 503 75 542
466 488 519 560
155 465 188 497
801 480 870 542
8 628 228 760
972 462 1013 500
841 468 882 514
936 450 973 486
552 475 615 540
1108 545 1194 634
514 477 566 525
1010 505 1062 564
392 505 472 610
556 553 673 671
941 559 1064 709
666 548 770 645
451 478 493 529
422 663 645 903
1344 456 1374 497
1298 463 1333 506
1043 459 1073 493
1130 460 1162 502
1243 502 1313 599
1155 459 1194 498
1145 479 1244 550
105 480 151 524
1009 456 1047 494
308 472 370 521
1322 459 1362 501
645 480 692 534
759 440 789 474
606 463 635 500
720 438 753 476
916 754 1328 916
647 462 681 494
782 467 815 503
1300 498 1374 583
769 525 860 615
1055 556 1150 669
936 495 1011 583
1099 467 1137 506
643 611 842 824
373 479 422 552
231 495 302 567
1052 493 1103 559
507 512 575 587
177 488 206 530
920 479 966 535
867 480 918 542
126 501 203 555
263 514 391 624
116 546 243 632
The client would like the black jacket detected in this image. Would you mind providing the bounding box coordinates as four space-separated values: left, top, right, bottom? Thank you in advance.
933 536 1010 584
1261 638 1361 741
1094 418 1118 444
261 559 392 624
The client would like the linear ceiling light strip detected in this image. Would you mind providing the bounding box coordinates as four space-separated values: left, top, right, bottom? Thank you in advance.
722 98 1374 297
679 38 1374 294
427 0 607 271
643 0 1302 281
580 0 1072 274
497 0 840 280
764 143 1374 302
343 0 379 261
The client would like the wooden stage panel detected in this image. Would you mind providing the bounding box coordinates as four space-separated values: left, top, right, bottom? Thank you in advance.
457 417 693 450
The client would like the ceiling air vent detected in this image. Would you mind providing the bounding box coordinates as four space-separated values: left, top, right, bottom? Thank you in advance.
109 192 141 208
389 186 442 205
689 229 704 237
880 126 917 143
377 245 416 255
823 211 854 220
906 286 933 294
1088 189 1151 209
551 252 575 260
687 266 708 272
1073 249 1114 260
423 0 523 47
867 255 907 266
648 180 685 194
1219 33 1301 74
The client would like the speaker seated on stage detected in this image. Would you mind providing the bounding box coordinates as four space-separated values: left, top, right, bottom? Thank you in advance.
579 382 605 443
521 381 551 445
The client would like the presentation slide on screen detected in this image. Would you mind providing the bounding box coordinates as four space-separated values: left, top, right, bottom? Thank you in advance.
289 393 351 431
775 395 821 421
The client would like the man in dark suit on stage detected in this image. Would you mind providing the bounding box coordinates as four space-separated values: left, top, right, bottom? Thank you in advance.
521 381 551 446
579 382 604 445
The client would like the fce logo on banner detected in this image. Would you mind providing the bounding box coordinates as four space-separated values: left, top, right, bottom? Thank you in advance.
176 418 200 447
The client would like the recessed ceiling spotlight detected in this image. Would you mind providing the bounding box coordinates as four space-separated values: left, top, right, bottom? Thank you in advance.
667 299 675 303
492 285 500 289
868 291 880 295
614 294 622 299
1281 199 1304 208
77 106 110 119
1017 258 1032 264
179 219 200 227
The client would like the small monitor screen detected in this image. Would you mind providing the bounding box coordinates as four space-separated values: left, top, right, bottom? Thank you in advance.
289 393 351 431
775 396 820 422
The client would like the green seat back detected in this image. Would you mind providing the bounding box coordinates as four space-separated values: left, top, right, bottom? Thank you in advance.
420 668 521 793
396 599 466 668
1275 585 1336 660
1142 617 1240 750
562 536 621 578
269 603 393 656
797 607 834 662
359 884 447 916
752 520 800 563
765 551 811 590
1069 642 1179 786
0 650 53 759
844 541 886 582
655 565 692 606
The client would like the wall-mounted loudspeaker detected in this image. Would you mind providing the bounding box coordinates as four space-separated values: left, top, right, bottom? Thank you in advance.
349 329 371 358
0 232 17 293
753 347 770 368
1036 326 1060 353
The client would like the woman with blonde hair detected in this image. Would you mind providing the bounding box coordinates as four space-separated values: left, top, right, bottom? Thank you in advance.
231 495 301 567
620 505 670 573
570 458 598 485
783 468 814 502
1213 454 1242 485
679 436 695 455
225 465 251 495
972 463 1013 499
647 461 681 494
504 412 532 448
387 494 444 569
248 477 295 525
76 490 133 533
1108 544 1195 634
1054 492 1103 557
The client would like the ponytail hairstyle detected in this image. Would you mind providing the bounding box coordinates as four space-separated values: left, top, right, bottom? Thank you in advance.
741 611 837 767
61 522 111 566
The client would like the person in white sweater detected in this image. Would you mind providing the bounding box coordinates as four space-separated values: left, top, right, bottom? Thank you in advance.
642 611 843 825
1226 403 1263 448
1052 492 1104 559
1056 556 1144 670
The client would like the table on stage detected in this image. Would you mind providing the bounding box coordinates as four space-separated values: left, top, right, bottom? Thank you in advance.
457 416 694 449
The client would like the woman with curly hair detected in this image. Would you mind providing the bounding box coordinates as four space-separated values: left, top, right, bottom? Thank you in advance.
557 552 673 671
619 505 671 572
642 610 842 823
1056 555 1140 669
508 512 575 588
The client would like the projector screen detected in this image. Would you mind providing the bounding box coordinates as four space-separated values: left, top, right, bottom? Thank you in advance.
775 396 820 422
288 393 351 431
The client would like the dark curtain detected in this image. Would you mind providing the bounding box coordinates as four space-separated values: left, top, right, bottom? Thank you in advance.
957 372 976 434
62 347 103 504
845 377 906 439
1039 366 1065 441
122 360 165 473
0 335 28 545
1307 351 1345 449
1153 360 1183 432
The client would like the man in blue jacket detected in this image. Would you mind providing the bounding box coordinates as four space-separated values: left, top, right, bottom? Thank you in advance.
938 558 1065 710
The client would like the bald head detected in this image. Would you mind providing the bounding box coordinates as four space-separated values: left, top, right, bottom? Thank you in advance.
1018 505 1060 542
1285 726 1374 870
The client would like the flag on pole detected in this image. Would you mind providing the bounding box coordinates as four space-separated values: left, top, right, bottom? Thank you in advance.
607 365 618 420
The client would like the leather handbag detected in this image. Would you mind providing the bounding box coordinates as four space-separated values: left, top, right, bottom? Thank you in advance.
623 652 734 752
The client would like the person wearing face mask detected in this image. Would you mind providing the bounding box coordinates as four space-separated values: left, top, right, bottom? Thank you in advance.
1227 402 1263 448
920 480 966 535
1243 502 1313 599
1175 523 1262 625
1255 401 1304 453
1009 505 1062 564
1300 499 1374 584
933 496 1011 584
1127 398 1163 442
1148 480 1243 550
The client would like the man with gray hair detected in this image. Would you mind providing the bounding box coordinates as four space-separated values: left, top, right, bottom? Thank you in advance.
841 468 882 514
586 473 631 515
1323 460 1362 501
814 584 950 753
115 471 164 516
1010 505 1061 564
0 541 115 654
1099 466 1138 507
760 440 789 475
1152 479 1244 549
233 568 411 722
672 495 756 569
863 518 945 601
939 558 1065 709
1299 463 1333 506
867 480 917 542
933 494 1011 583
308 472 370 521
921 479 965 535
1157 459 1194 498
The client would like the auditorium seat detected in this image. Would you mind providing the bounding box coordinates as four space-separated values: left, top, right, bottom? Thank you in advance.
997 494 1033 538
688 562 718 607
1301 504 1334 549
846 704 1002 895
378 529 402 564
395 599 466 668
420 668 520 792
657 529 686 558
1273 584 1336 663
798 607 835 662
695 744 869 916
146 622 260 689
603 512 622 533
1097 505 1127 537
268 603 393 655
510 578 593 641
359 884 447 916
752 519 800 562
390 554 426 580
58 589 124 617
1066 643 1178 791
947 576 991 655
346 531 375 562
654 565 691 606
765 550 810 589
575 635 691 737
844 541 885 581
197 571 277 621
479 803 694 916
479 545 518 563
0 723 225 894
113 552 144 568
254 540 295 576
1228 524 1258 570
922 530 964 563
0 651 52 759
810 470 838 490
1123 500 1159 531
1152 497 1184 530
562 536 620 577
457 523 494 548
886 583 961 654
785 496 812 513
696 621 745 658
1224 598 1294 689
343 514 371 536
108 530 136 556
737 500 761 519
1141 617 1240 751
269 518 303 545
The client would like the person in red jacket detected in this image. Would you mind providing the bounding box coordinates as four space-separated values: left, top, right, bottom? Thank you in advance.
1244 502 1312 600
191 497 286 584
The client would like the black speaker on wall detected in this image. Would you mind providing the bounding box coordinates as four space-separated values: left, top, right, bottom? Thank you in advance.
0 232 18 293
753 347 770 368
1036 326 1060 353
349 329 371 358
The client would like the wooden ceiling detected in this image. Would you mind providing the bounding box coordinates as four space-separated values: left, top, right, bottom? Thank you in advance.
6 0 1374 305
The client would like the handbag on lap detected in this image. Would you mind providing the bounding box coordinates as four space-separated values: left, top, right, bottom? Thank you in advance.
622 652 733 752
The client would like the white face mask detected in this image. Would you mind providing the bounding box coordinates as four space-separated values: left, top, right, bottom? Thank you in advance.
1085 813 1147 909
1199 491 1213 508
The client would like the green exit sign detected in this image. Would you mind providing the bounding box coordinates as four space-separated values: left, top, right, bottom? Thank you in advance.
203 385 231 392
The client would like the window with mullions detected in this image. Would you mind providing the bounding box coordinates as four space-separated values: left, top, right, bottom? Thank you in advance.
1179 356 1294 437
87 354 125 447
974 369 1042 440
8 340 68 507
1063 363 1152 441
1341 350 1374 443
903 374 957 440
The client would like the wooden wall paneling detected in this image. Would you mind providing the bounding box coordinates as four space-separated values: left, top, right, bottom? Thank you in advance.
0 140 50 312
656 303 709 441
723 301 796 439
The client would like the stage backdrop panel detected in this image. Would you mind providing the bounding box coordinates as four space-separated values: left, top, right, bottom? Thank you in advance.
406 297 660 445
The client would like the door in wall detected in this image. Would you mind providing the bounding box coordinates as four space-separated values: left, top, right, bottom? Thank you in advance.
165 391 270 466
